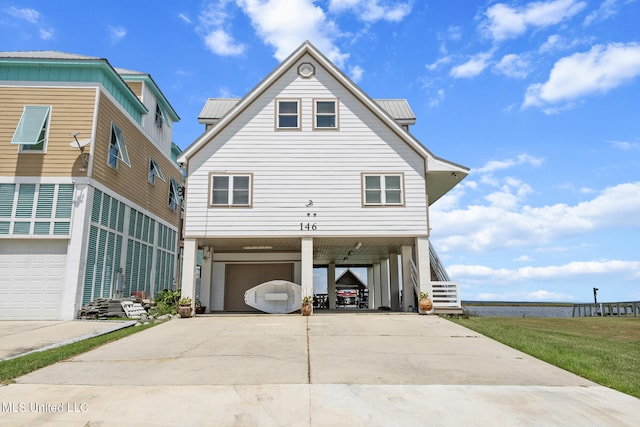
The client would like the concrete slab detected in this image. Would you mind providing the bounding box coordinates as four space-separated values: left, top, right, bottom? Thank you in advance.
0 313 638 426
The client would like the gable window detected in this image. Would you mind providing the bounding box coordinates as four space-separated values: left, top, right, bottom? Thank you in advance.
314 99 338 129
363 174 404 206
168 178 180 211
148 158 165 185
155 104 166 128
11 105 51 152
209 174 252 207
276 99 300 129
108 122 131 169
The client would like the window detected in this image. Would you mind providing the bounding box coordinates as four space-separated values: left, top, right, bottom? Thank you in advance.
155 104 166 128
209 174 252 206
148 158 165 185
168 178 180 211
11 105 51 151
314 100 337 129
276 99 299 129
363 174 404 206
108 122 131 169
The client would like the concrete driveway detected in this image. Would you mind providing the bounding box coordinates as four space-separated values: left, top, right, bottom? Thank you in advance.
0 313 638 426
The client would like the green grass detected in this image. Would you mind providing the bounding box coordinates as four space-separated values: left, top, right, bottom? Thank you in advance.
0 322 158 385
451 317 640 397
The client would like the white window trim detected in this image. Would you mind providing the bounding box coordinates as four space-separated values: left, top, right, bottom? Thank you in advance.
209 173 253 207
313 99 338 130
362 173 405 206
275 99 301 130
12 105 51 152
108 122 131 169
148 158 166 185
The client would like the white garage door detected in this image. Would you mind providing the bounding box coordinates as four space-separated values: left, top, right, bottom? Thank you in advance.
0 240 67 319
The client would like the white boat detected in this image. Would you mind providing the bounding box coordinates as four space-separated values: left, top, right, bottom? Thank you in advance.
243 280 303 314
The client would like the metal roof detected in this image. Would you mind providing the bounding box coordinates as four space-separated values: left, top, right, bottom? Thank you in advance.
0 51 100 60
198 98 415 125
373 99 416 125
198 98 241 123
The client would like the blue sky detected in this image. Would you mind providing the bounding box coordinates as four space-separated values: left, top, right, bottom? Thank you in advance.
2 0 639 303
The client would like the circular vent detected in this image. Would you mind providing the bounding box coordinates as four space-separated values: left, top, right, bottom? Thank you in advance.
297 62 315 78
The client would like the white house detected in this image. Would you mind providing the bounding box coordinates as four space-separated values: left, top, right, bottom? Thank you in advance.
178 41 468 313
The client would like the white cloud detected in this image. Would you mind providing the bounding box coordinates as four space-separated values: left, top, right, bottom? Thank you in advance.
450 50 494 78
482 0 586 42
475 153 544 174
108 26 127 44
328 0 412 23
428 88 445 108
6 6 41 23
450 260 640 283
608 140 640 151
197 1 246 57
425 56 451 71
584 0 620 25
39 28 54 40
494 53 530 78
523 43 640 109
349 65 364 82
432 181 640 253
237 0 348 66
178 13 192 24
204 29 246 56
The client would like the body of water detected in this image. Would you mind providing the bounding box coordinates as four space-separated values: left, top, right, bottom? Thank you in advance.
464 305 574 318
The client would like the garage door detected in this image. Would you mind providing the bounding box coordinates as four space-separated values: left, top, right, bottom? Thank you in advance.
225 263 294 312
0 240 67 319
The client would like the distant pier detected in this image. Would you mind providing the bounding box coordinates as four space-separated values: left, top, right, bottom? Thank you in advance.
572 301 640 317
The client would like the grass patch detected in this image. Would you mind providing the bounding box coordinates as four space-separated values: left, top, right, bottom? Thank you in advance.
451 317 640 397
0 322 158 385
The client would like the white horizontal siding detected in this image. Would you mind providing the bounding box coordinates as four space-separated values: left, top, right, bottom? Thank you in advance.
185 56 428 238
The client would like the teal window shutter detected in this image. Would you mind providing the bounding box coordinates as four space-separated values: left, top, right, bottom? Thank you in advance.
0 184 15 217
11 106 50 146
36 184 55 218
55 184 74 218
16 184 36 218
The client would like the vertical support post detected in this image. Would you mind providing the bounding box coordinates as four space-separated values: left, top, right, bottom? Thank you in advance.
367 267 374 309
180 238 198 310
328 263 336 309
301 237 314 298
389 252 400 311
415 237 431 299
380 257 390 307
401 245 413 312
373 262 381 310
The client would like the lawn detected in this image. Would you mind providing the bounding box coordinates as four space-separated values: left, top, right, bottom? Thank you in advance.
450 317 640 398
0 322 158 385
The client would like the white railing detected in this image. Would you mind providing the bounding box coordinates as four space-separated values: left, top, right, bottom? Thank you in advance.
429 245 450 282
431 281 461 308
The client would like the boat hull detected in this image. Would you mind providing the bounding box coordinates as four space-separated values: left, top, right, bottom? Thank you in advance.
243 280 302 314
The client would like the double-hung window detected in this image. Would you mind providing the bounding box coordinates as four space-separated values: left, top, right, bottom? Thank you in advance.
148 158 165 185
314 99 338 129
11 105 51 152
209 174 252 207
363 174 404 206
276 99 300 129
155 104 166 128
108 122 131 169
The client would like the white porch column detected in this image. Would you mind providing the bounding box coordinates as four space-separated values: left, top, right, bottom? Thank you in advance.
415 237 432 298
367 267 374 309
373 262 381 309
301 237 314 297
200 248 213 313
401 245 414 311
181 238 198 310
328 262 336 309
389 252 400 311
380 257 390 307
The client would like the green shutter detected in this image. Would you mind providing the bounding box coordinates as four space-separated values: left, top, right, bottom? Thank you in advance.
83 226 99 304
91 189 102 223
34 221 50 234
55 184 74 218
16 184 35 218
11 106 50 145
53 222 70 235
0 184 16 217
0 222 10 234
36 184 55 218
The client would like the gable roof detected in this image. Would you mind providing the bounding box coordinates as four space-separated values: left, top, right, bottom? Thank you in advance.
178 41 468 203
